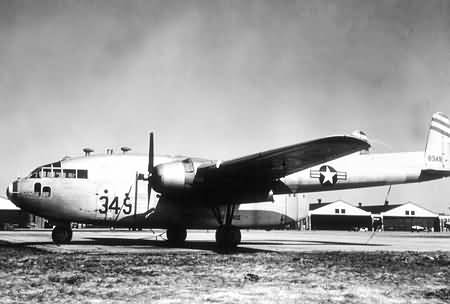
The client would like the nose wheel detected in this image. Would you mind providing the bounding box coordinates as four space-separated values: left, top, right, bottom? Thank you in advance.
51 225 73 244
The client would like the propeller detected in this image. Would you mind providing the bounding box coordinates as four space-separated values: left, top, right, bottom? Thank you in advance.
147 132 154 211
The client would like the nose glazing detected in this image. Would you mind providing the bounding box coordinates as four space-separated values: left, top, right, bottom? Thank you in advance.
6 180 18 200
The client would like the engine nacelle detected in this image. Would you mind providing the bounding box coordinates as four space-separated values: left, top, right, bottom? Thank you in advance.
153 159 197 193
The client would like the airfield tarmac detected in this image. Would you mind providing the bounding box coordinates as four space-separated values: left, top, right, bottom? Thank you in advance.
0 229 450 253
0 229 449 304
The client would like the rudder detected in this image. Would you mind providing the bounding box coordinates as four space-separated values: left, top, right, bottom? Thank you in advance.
425 112 450 170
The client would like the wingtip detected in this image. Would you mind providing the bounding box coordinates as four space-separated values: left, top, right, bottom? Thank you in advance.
347 133 371 150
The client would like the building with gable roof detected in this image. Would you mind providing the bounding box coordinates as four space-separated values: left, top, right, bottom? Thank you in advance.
307 200 373 230
0 197 46 229
360 202 440 231
307 200 441 231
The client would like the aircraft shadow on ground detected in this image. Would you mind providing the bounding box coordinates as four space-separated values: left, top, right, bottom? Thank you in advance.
86 237 271 253
243 239 388 247
8 238 272 254
4 237 388 253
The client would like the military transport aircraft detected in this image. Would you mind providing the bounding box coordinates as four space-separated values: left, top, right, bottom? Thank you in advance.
6 112 450 249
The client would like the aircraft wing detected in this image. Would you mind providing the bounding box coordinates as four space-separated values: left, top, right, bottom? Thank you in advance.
196 135 370 184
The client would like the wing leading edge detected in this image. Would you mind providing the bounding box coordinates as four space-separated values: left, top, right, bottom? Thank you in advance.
197 135 370 184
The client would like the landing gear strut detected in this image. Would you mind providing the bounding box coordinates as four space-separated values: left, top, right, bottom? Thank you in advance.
213 204 241 250
166 227 187 246
51 224 72 244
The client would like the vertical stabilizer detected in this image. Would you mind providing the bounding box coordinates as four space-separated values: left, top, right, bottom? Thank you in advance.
425 112 450 170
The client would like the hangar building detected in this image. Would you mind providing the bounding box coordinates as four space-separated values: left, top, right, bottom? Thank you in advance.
0 197 46 229
0 197 31 229
360 202 440 232
307 200 372 230
439 215 450 232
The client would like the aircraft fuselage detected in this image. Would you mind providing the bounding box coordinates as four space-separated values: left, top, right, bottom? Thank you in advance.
7 150 443 230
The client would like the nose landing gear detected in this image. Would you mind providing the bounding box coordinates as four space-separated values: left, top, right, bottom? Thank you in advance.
51 224 73 244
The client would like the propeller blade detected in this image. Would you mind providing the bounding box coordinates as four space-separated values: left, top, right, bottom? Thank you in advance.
147 132 154 210
148 132 154 174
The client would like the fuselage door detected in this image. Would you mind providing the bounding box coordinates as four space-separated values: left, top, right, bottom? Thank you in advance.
135 172 159 217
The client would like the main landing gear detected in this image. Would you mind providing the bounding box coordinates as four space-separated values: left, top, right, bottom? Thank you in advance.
51 224 73 244
166 226 187 246
212 204 241 250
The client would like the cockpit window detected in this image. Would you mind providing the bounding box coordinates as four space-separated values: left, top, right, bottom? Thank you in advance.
30 168 41 179
182 158 194 173
53 169 62 178
29 166 88 179
43 168 52 178
63 169 76 178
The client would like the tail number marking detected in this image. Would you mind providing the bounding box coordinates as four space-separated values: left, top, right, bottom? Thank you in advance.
428 155 443 162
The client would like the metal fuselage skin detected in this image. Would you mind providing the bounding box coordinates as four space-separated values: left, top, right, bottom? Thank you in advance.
7 150 445 230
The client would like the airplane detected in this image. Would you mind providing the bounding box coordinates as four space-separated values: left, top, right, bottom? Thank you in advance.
6 112 450 249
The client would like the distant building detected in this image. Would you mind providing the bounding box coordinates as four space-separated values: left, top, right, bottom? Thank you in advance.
360 202 440 232
0 197 46 229
307 200 372 230
438 214 450 232
307 200 442 232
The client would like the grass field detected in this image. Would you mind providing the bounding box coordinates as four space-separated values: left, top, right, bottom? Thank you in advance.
0 245 448 303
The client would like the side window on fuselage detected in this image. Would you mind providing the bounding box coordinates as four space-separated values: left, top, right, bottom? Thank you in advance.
34 183 41 196
77 169 88 179
42 186 51 197
63 169 76 178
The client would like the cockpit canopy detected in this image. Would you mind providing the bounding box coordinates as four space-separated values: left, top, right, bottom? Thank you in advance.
28 161 88 179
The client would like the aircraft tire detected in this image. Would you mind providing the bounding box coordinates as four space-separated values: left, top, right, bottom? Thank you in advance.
52 225 72 244
215 226 241 250
166 227 187 246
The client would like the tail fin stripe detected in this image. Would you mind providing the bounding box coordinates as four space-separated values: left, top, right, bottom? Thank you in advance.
431 121 450 133
431 117 450 129
430 125 450 137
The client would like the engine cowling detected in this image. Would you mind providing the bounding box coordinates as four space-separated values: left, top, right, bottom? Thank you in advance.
152 159 197 193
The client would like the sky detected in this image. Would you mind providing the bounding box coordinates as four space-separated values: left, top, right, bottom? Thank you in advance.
0 0 449 213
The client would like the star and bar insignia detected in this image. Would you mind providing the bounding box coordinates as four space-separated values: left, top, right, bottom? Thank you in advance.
310 165 347 185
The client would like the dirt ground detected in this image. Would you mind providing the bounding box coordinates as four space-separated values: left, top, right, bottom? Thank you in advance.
0 245 448 304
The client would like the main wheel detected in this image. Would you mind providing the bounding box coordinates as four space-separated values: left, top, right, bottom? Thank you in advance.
215 226 241 250
51 225 72 244
166 227 187 246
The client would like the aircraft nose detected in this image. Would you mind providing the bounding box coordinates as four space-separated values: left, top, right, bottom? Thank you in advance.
6 180 18 200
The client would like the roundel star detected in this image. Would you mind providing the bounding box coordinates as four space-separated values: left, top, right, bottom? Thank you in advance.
319 165 338 185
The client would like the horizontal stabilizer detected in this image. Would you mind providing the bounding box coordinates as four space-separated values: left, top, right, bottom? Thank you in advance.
420 169 450 181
